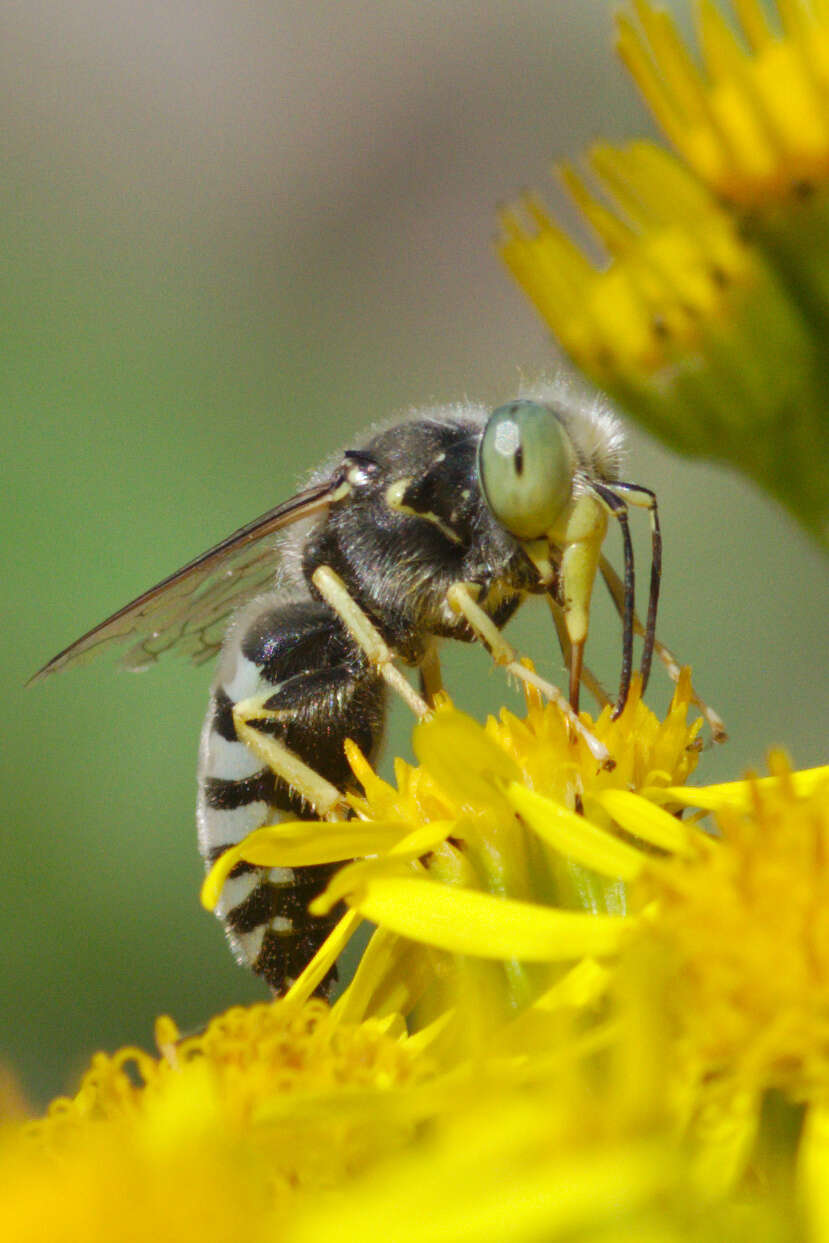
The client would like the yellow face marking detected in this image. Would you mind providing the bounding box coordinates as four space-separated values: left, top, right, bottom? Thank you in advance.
384 479 463 546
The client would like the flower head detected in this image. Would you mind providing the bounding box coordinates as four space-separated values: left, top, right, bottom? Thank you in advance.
636 754 829 1103
617 0 829 210
10 687 829 1240
501 0 829 545
2 998 437 1242
204 674 706 1042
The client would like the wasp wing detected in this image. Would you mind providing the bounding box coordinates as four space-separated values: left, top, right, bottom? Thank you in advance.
30 472 347 683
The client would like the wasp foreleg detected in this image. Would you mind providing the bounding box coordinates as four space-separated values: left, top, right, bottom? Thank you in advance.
445 582 614 771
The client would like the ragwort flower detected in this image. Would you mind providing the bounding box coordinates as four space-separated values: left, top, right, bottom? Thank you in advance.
501 0 829 546
6 678 827 1241
620 754 829 1205
204 672 704 1045
0 999 436 1242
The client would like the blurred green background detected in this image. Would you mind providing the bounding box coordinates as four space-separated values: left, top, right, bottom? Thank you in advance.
3 2 827 1108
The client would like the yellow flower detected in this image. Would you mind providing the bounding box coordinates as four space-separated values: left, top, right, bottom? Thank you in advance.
204 673 708 1045
621 752 829 1201
635 754 829 1098
617 0 829 209
9 686 827 1240
500 0 829 546
1 998 437 1242
280 754 829 1243
200 675 829 1227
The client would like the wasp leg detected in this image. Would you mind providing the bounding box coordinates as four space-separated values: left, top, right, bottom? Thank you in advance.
546 595 612 710
588 484 635 719
599 555 727 744
311 565 430 719
200 596 388 997
604 482 661 694
232 694 348 819
419 641 444 706
446 582 614 771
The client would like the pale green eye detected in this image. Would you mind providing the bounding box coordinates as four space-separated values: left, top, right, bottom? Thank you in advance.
478 401 575 540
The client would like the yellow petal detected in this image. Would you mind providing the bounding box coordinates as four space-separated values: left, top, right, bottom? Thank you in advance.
200 820 418 910
532 958 612 1011
508 782 647 880
413 707 521 807
311 822 456 915
347 875 632 961
647 765 829 812
595 789 693 855
333 928 435 1025
283 909 364 1005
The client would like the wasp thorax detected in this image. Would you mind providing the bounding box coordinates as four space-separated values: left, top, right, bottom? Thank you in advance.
478 400 576 541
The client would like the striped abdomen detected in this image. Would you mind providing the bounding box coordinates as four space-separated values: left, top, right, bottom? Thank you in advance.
197 593 386 994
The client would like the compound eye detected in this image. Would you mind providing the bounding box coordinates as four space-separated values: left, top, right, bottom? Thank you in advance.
478 400 575 540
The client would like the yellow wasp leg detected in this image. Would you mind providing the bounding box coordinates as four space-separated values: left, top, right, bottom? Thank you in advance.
446 582 614 771
311 565 430 720
232 696 348 819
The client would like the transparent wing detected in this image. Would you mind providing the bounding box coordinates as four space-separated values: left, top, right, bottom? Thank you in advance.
30 472 348 683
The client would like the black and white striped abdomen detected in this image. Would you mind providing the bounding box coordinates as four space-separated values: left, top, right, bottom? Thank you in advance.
197 591 386 994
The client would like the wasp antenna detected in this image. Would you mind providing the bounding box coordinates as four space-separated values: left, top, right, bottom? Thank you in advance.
590 483 634 718
607 482 661 694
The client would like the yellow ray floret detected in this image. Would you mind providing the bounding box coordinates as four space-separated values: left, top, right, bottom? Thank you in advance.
499 122 827 540
499 140 805 396
618 0 829 207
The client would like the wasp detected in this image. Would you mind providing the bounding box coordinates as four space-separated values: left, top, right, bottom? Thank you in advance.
33 386 721 995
